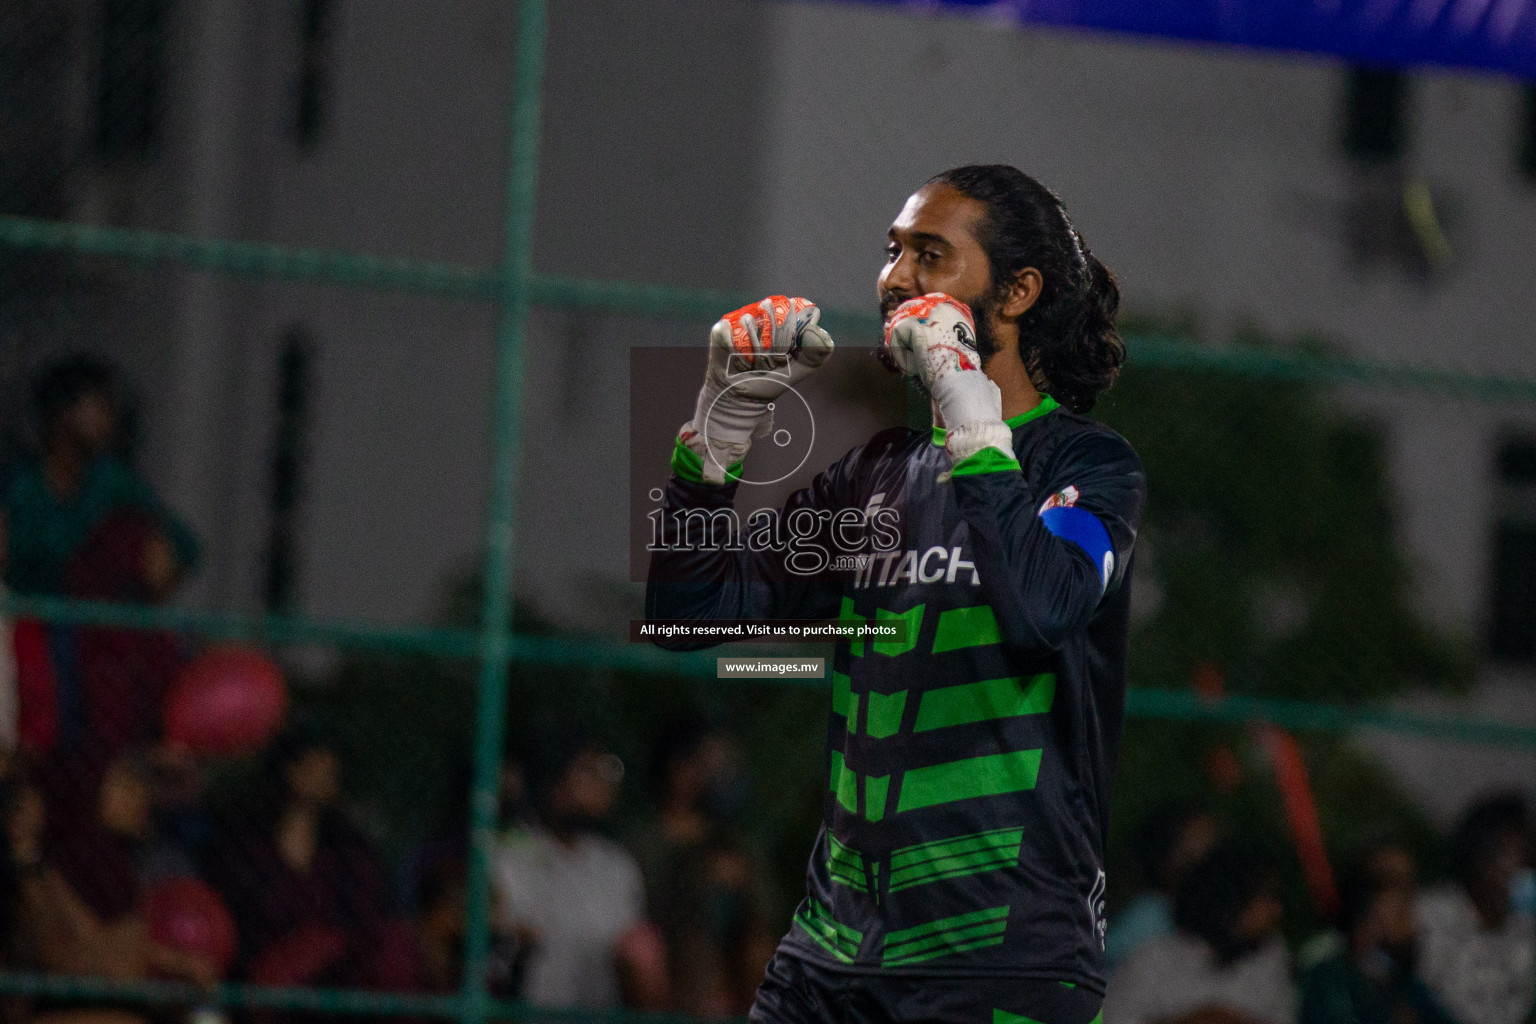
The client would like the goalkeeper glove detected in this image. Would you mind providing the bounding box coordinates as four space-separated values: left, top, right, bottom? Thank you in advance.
678 295 834 485
883 293 1011 466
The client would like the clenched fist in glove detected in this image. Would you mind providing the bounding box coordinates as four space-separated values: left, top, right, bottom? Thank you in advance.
678 295 835 485
883 293 1012 467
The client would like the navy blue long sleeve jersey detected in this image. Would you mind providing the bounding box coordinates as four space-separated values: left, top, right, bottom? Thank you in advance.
646 396 1146 994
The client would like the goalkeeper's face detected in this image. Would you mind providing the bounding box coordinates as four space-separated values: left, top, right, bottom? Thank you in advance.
879 184 1000 353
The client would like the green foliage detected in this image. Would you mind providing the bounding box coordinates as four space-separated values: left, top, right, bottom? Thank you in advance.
1096 339 1471 933
1097 353 1469 704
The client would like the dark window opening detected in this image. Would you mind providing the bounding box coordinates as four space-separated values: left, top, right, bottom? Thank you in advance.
95 0 170 161
2 3 72 216
1343 66 1409 164
264 329 314 613
1498 436 1536 484
294 0 336 150
1489 437 1536 664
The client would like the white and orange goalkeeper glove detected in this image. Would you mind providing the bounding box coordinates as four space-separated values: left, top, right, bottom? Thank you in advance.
883 293 1010 466
679 295 835 485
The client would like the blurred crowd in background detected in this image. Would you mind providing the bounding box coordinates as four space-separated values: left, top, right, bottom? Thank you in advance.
0 355 1532 1024
0 354 782 1021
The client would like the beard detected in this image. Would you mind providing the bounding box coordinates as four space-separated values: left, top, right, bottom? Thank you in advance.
875 286 1005 386
971 295 1004 363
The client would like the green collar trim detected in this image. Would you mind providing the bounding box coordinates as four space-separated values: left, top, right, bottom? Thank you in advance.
930 394 1060 445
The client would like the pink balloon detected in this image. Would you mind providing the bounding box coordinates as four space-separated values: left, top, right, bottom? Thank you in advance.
165 647 289 756
145 877 238 974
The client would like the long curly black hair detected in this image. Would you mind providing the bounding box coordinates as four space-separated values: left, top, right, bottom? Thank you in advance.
928 165 1125 413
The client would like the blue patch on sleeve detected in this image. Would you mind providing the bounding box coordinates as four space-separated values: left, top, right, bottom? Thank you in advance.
1039 505 1114 591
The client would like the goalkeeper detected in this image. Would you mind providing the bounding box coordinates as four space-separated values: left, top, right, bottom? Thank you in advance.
647 165 1145 1024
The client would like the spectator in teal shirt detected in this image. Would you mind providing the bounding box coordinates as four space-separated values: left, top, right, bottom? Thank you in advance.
1107 803 1221 974
1299 843 1458 1024
4 356 198 597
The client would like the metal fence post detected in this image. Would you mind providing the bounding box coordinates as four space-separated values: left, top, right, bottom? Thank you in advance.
462 1 549 1022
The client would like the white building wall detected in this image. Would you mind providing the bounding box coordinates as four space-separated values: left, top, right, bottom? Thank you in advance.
159 0 776 628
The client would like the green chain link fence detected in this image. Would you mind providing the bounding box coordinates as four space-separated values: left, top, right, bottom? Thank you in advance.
2 0 1535 1021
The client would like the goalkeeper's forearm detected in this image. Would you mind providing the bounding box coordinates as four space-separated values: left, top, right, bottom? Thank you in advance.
644 470 752 650
646 293 837 647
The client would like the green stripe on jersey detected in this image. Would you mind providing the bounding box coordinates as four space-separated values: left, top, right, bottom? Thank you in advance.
932 605 1001 653
914 674 1055 732
794 898 861 963
891 826 1024 870
838 597 865 657
827 863 867 892
830 751 858 815
830 755 891 822
888 827 1024 893
831 671 859 731
897 750 1043 814
885 904 1009 945
882 905 1010 966
826 833 868 892
994 1012 1044 1024
865 773 890 823
865 689 908 739
873 604 925 657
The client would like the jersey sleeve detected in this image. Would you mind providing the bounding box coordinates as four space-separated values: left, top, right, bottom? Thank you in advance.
948 427 1145 653
644 437 860 650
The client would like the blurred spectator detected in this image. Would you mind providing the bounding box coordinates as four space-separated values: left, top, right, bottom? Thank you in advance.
1299 843 1455 1024
20 754 217 988
56 511 185 766
373 856 469 996
1103 840 1293 1024
633 716 748 861
0 770 101 1024
1107 803 1220 973
44 754 154 930
0 771 43 970
0 512 13 757
409 857 467 992
21 511 189 837
207 722 391 991
4 358 198 818
0 510 61 758
499 758 531 830
1416 792 1535 1024
493 723 666 1010
629 716 776 1016
4 356 197 597
138 747 213 885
